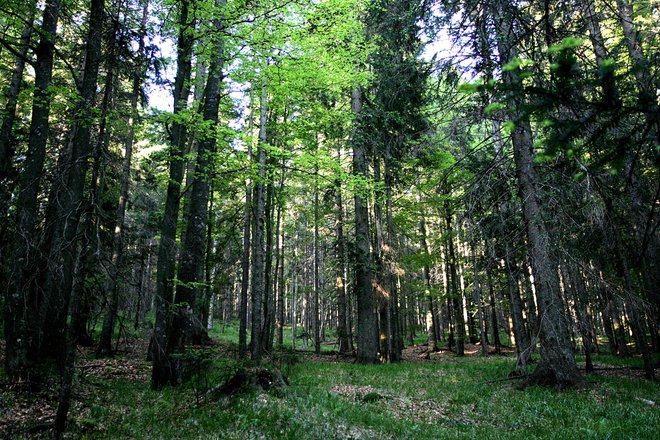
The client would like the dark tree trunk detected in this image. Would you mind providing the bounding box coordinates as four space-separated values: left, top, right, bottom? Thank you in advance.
468 217 488 355
487 265 501 355
152 0 195 388
74 36 115 349
4 0 61 383
505 249 532 375
36 0 104 367
509 108 583 387
97 2 148 357
444 207 465 356
260 183 275 353
50 0 105 435
384 159 402 361
491 0 584 388
352 88 378 363
166 2 224 382
420 215 439 352
0 15 33 251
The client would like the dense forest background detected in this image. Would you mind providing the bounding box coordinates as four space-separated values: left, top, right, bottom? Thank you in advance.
0 0 658 437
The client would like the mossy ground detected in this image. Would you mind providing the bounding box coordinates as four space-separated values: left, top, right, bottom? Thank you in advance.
1 323 658 439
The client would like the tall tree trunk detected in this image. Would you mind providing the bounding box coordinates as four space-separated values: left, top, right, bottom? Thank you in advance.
352 88 378 363
261 183 275 352
373 159 390 361
276 198 285 349
384 158 402 361
250 83 268 361
614 0 660 337
334 146 350 353
166 1 224 382
0 13 34 252
313 161 321 355
468 216 488 355
74 21 116 349
37 0 105 365
4 0 61 383
51 0 106 434
97 1 149 357
491 0 584 387
444 205 465 356
238 103 255 358
420 214 439 352
151 0 195 388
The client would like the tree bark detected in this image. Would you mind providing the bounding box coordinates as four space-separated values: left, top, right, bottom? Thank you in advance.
36 0 104 366
491 0 584 387
352 88 378 363
166 0 225 382
334 145 350 353
97 1 149 358
444 205 465 356
0 14 33 246
152 0 195 388
420 215 439 352
249 83 268 361
4 0 61 383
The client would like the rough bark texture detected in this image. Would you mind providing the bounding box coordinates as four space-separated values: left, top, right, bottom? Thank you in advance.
152 0 194 388
4 0 60 383
352 88 378 363
167 7 224 379
249 84 268 361
35 0 104 365
492 0 584 388
51 0 106 435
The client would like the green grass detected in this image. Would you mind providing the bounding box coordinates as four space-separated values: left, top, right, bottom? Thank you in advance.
57 325 660 439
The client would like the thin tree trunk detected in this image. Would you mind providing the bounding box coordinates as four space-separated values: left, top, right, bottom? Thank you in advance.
250 83 268 361
335 146 350 353
276 198 285 349
97 1 149 358
420 215 438 352
238 104 255 357
444 206 465 356
0 13 34 244
313 159 321 355
468 216 488 355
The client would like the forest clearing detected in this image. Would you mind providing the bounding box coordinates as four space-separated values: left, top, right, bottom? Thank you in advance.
1 0 658 437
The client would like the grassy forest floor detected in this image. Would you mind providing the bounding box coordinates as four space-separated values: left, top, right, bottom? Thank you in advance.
1 324 659 439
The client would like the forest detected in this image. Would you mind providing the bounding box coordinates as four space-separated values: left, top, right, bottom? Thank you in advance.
0 0 658 438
